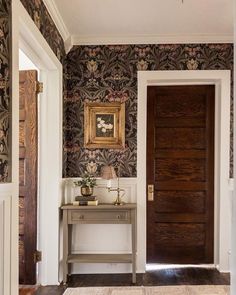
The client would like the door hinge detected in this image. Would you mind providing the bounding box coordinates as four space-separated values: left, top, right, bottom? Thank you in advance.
34 250 42 263
35 81 43 94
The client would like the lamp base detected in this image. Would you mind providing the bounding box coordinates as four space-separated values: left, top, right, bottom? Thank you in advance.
113 200 125 206
108 187 125 206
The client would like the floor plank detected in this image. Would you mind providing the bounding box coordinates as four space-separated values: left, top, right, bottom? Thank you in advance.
19 285 39 295
18 268 230 295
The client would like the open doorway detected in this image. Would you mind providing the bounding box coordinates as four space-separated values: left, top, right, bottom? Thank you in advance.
13 1 63 286
18 50 40 285
16 38 62 286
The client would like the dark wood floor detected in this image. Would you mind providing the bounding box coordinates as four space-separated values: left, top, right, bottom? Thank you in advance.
19 268 230 295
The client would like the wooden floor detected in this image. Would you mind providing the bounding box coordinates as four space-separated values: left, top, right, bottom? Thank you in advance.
19 268 230 295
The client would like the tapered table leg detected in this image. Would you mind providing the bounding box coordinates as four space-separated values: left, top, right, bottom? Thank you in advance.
62 210 68 284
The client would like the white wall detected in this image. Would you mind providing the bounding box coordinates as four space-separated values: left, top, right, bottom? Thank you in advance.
230 4 236 293
1 0 22 293
231 181 236 294
0 185 12 295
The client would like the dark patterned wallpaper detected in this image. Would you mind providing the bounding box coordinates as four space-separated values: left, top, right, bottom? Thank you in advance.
20 0 65 62
63 44 233 178
0 0 11 182
0 0 65 183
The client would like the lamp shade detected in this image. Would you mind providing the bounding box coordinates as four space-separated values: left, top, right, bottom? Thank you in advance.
101 165 117 180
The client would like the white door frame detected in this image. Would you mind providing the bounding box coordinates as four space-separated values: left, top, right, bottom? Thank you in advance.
137 70 231 273
12 0 63 287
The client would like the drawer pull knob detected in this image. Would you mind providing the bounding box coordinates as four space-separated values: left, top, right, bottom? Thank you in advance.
79 215 84 219
117 215 121 219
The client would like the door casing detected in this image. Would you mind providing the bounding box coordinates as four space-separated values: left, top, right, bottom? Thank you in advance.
12 0 63 287
137 70 231 272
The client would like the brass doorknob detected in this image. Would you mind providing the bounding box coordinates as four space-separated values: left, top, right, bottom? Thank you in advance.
148 184 154 201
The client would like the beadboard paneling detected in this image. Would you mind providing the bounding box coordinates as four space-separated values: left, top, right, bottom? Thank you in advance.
0 193 11 295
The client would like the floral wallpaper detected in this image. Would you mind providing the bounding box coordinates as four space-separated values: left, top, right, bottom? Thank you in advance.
63 44 233 178
20 0 65 62
0 0 11 182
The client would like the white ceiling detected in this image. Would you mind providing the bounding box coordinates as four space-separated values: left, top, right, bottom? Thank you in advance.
46 0 234 47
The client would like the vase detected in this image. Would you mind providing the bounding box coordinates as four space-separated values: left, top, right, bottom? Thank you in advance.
81 186 93 196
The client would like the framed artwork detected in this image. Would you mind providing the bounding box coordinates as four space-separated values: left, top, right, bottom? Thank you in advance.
84 102 125 149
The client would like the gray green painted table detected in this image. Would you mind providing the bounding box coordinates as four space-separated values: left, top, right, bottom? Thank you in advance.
61 203 137 284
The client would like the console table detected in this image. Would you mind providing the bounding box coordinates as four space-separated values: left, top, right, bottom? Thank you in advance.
61 203 137 284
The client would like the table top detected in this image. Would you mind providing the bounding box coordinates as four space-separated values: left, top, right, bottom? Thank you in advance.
61 203 137 210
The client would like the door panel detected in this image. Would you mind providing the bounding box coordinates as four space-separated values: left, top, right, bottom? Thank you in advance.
155 128 205 149
19 70 38 284
147 85 214 264
155 191 205 214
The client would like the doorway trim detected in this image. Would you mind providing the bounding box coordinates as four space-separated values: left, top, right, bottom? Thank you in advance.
137 70 231 272
12 0 63 286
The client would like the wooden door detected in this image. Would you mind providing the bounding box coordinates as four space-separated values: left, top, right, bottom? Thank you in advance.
19 70 38 284
147 85 214 264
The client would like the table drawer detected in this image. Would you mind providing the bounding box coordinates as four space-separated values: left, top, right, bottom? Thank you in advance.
68 210 131 224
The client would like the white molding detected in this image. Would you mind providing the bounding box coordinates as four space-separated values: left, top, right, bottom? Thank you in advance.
42 0 70 42
64 36 73 54
137 70 231 273
18 2 61 69
13 0 63 286
231 4 236 294
72 34 233 46
0 195 12 295
8 0 20 293
0 183 13 193
229 178 234 192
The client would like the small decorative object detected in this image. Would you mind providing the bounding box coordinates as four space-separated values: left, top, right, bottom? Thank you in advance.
101 165 125 206
84 102 125 149
74 173 97 197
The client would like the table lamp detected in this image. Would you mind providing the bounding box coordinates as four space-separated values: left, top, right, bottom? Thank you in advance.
101 165 125 205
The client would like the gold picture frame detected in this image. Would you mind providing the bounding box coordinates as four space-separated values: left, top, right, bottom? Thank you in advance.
84 102 125 149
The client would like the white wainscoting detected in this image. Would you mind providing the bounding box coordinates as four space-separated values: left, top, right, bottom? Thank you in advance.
61 177 138 274
0 186 12 295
